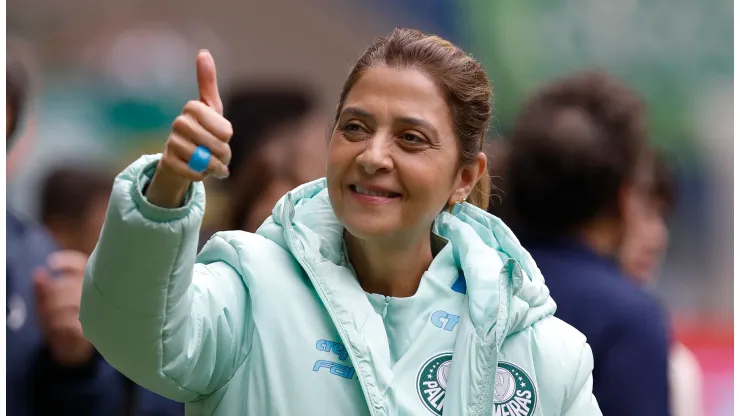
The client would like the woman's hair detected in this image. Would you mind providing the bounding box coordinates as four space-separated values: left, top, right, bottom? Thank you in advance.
484 139 513 221
505 70 649 237
333 28 492 210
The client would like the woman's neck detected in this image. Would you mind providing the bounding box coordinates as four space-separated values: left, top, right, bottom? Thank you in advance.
345 231 434 298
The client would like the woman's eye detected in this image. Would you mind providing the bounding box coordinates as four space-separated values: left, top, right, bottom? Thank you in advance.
341 122 363 133
401 133 425 144
338 122 369 141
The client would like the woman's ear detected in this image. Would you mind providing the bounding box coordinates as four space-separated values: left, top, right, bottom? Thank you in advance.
449 152 487 204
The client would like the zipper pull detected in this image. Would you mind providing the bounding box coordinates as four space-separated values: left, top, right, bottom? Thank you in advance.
381 296 390 319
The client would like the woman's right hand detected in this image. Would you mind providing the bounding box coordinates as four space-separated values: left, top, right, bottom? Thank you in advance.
146 50 233 208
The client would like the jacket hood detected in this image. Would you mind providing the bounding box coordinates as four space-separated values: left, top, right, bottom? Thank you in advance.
257 178 556 343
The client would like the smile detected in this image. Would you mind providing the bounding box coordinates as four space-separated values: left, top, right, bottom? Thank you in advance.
351 185 400 198
349 185 401 203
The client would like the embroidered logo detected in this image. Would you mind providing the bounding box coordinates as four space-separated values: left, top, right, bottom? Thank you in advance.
417 356 537 416
493 361 536 416
416 352 453 415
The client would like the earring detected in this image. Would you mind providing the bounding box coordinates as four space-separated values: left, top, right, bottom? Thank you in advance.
448 198 467 214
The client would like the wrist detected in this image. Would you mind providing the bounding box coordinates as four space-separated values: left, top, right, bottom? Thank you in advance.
145 164 191 208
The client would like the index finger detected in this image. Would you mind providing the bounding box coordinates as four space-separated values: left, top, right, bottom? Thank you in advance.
196 50 223 115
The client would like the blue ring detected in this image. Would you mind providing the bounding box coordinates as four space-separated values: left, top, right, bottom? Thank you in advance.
188 146 211 174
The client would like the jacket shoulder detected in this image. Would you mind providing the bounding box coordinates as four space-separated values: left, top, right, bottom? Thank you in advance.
527 316 592 409
197 230 304 287
529 316 588 370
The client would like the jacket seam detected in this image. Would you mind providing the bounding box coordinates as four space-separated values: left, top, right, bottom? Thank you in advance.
158 218 207 399
208 235 255 390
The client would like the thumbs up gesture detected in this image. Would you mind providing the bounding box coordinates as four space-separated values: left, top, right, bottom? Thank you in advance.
147 50 233 208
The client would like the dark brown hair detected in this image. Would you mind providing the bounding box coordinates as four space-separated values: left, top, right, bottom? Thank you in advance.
40 167 114 226
506 70 649 237
332 28 492 210
223 85 317 187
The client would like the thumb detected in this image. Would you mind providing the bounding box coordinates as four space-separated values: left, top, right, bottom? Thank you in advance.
196 50 223 115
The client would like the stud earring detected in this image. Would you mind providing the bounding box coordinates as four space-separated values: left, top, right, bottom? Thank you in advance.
448 198 467 214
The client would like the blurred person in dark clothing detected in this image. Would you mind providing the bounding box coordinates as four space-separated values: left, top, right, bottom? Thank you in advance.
504 70 671 416
618 153 673 286
39 167 114 256
6 46 123 416
617 154 703 416
201 85 326 242
37 170 186 416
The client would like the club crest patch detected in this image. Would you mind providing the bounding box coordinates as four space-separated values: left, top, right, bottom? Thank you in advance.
416 355 536 416
494 361 537 416
416 352 453 415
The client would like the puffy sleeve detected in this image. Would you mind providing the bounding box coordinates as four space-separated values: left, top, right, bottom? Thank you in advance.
79 154 254 402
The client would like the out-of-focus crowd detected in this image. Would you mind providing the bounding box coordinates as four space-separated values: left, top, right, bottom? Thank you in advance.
6 39 709 416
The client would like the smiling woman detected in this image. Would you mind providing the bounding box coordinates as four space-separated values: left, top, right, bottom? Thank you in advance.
80 28 602 416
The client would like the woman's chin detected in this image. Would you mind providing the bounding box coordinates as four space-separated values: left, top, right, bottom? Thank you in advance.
341 216 399 241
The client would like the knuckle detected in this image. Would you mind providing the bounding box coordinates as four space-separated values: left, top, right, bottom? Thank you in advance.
212 141 229 158
168 135 187 153
222 145 232 162
183 100 201 114
161 152 178 167
223 121 234 139
172 115 189 131
165 133 178 148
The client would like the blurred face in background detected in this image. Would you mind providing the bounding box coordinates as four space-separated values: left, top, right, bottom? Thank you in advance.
243 178 297 232
44 191 110 256
81 194 110 255
229 115 328 233
619 190 669 284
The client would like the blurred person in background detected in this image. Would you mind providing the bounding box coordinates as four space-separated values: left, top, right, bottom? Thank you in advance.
504 70 671 416
199 85 326 243
39 167 114 256
6 46 123 416
617 154 704 416
37 167 186 416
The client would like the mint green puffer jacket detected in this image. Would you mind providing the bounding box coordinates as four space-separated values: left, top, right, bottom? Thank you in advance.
80 154 602 416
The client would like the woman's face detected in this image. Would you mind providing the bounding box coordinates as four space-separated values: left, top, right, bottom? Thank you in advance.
619 192 669 283
326 66 479 242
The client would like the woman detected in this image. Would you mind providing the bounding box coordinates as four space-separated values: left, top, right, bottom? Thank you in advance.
618 154 704 416
80 29 601 415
